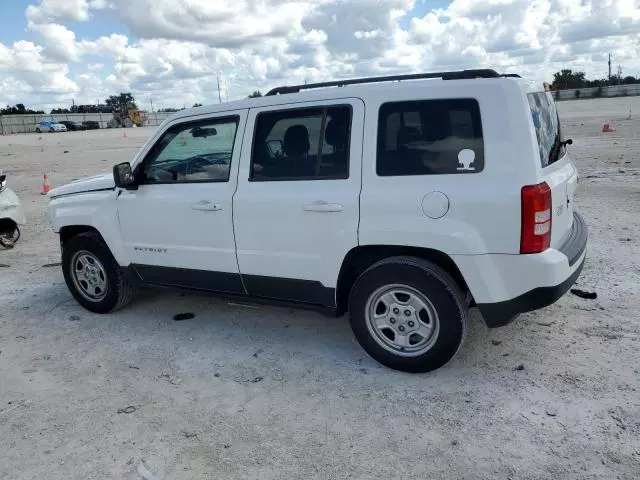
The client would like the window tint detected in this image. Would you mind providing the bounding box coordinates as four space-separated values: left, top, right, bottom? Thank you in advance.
251 106 351 181
527 92 562 167
377 99 484 176
141 117 238 184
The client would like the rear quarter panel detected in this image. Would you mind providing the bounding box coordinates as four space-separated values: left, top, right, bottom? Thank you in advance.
359 80 537 255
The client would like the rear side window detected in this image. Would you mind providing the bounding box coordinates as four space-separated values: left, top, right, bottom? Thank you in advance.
377 99 484 176
527 92 562 168
251 106 351 181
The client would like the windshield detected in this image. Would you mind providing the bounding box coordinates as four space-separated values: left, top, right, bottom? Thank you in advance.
528 92 563 167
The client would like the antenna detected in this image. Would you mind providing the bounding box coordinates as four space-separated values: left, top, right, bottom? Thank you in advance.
617 65 622 84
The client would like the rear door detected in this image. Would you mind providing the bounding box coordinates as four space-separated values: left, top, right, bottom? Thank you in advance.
232 98 364 306
527 92 576 247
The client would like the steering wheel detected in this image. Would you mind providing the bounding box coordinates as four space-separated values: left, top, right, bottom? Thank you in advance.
185 154 214 175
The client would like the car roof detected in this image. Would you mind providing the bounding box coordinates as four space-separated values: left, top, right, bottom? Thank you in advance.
169 70 543 121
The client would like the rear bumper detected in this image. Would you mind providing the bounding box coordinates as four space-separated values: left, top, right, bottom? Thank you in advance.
456 212 588 328
477 254 585 327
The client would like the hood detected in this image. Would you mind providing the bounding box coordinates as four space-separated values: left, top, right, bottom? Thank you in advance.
48 172 115 198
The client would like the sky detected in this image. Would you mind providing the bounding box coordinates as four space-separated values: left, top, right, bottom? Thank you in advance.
0 0 639 112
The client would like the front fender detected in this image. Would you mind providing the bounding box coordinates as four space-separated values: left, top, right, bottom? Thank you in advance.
47 190 129 265
0 188 26 225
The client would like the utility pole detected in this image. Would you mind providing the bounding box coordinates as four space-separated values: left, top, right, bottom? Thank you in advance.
608 53 612 85
217 76 222 104
150 96 154 113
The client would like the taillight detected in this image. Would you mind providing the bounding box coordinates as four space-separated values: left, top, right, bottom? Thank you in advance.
521 182 552 253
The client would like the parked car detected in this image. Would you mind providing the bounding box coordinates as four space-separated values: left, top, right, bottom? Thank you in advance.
0 173 26 248
82 121 100 130
35 121 67 133
58 120 86 131
45 69 587 373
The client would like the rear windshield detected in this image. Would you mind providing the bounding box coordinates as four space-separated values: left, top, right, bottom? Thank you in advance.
528 92 563 167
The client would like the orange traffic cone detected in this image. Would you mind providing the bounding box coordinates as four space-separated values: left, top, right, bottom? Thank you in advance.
602 123 616 133
41 174 52 195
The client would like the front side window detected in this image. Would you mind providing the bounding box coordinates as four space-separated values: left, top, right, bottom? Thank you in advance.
140 117 238 184
377 99 484 176
251 106 351 181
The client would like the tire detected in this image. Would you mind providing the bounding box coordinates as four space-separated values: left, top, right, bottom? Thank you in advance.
0 223 19 248
348 256 468 373
50 127 54 133
62 232 135 313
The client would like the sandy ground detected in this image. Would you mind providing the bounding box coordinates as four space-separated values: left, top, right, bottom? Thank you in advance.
1 98 639 480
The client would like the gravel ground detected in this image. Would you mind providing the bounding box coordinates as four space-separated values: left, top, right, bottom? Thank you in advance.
1 97 639 480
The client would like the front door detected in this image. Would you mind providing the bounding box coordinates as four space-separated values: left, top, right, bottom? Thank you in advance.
233 99 364 306
117 110 247 293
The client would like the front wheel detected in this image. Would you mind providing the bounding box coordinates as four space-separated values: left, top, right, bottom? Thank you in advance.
49 127 55 133
36 128 41 133
62 232 135 313
349 256 468 373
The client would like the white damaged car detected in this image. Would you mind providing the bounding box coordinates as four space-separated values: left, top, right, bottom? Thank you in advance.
0 173 26 248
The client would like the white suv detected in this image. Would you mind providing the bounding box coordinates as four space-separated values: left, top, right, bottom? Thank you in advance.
46 69 587 373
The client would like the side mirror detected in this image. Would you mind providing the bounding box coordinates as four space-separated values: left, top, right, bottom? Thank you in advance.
266 139 283 157
113 162 137 189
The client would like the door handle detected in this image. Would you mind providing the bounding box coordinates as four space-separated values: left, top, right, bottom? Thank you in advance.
303 201 343 213
191 201 222 211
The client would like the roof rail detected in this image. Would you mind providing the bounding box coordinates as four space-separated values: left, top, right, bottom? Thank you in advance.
265 69 502 96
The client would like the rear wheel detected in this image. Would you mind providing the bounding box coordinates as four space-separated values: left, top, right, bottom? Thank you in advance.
349 256 468 373
62 232 135 313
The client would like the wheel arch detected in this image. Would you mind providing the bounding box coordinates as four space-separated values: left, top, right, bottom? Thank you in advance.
336 245 471 314
0 217 18 231
59 225 102 246
58 224 127 265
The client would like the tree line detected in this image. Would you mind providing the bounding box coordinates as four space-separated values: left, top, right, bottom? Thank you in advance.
551 69 640 90
0 104 44 115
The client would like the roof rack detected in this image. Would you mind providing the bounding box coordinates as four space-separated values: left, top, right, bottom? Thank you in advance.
265 69 503 96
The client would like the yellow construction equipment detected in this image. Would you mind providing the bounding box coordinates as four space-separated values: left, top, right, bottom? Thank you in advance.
107 109 148 128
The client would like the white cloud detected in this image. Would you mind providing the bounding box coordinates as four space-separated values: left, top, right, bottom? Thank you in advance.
108 0 326 47
26 0 92 23
3 0 640 112
0 40 79 109
28 22 79 61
